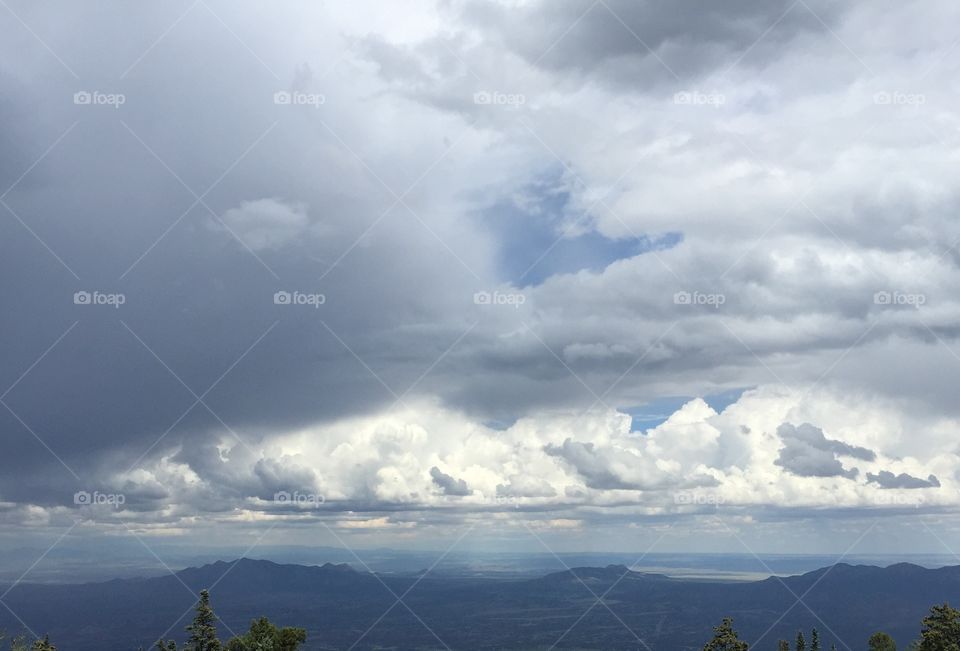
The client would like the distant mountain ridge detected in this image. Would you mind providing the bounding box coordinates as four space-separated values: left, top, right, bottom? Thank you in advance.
174 558 359 589
1 558 957 650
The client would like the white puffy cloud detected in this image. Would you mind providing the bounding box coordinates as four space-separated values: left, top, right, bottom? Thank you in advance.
70 384 953 535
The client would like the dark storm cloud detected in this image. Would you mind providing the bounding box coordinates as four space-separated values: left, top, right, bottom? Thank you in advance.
867 470 941 489
0 2 492 507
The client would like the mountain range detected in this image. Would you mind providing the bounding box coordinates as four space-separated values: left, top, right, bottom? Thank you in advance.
1 558 957 650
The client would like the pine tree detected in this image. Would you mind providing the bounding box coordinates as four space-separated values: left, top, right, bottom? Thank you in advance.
869 631 897 651
796 631 806 651
779 641 790 651
702 617 749 651
811 628 821 651
185 590 221 651
224 617 307 651
917 603 960 650
30 636 55 651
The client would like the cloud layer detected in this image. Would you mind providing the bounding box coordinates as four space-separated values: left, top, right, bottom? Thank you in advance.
2 0 960 554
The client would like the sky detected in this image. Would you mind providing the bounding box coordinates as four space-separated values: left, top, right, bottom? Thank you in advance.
2 0 960 569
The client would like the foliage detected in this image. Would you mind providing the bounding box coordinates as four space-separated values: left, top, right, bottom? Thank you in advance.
148 591 305 651
29 637 55 651
870 631 898 651
223 617 307 651
702 617 749 651
917 603 960 651
185 590 221 651
0 632 53 651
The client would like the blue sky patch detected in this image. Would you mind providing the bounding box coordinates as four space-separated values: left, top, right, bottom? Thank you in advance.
621 387 751 432
479 174 682 286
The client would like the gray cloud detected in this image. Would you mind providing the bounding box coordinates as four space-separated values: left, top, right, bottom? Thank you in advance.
462 0 846 87
867 470 941 489
545 440 639 490
778 422 876 461
429 466 471 496
543 438 718 491
496 478 557 499
774 423 871 479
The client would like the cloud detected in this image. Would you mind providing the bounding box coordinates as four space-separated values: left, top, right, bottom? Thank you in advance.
867 470 941 489
774 423 872 479
216 198 316 251
461 0 846 87
779 422 877 460
496 476 556 499
542 437 718 491
544 439 640 490
775 443 860 480
430 466 471 496
6 383 960 554
3 0 960 554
